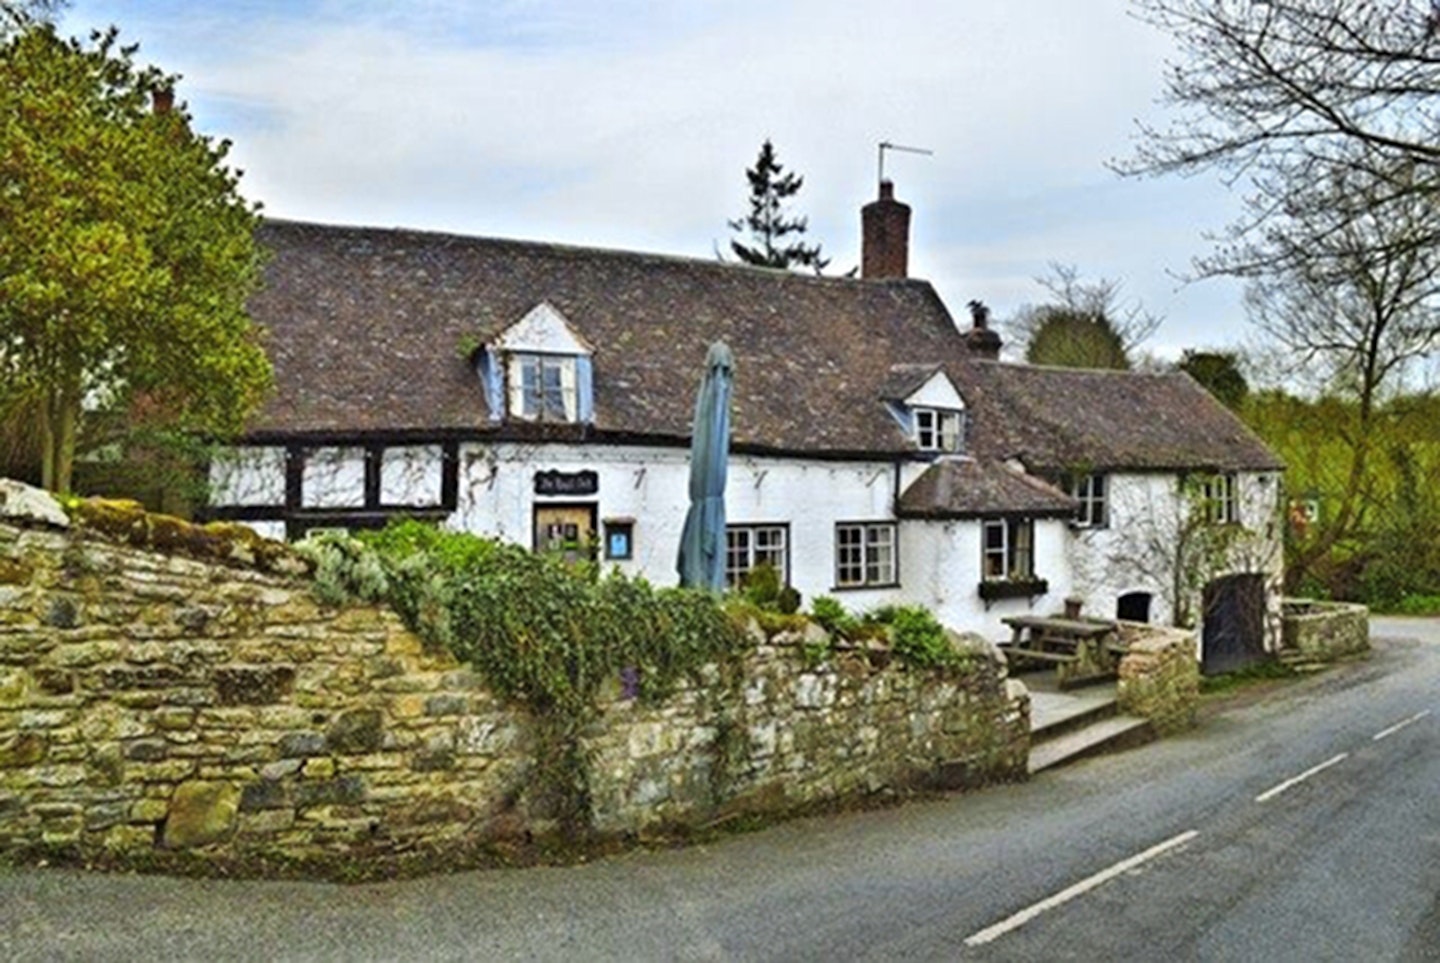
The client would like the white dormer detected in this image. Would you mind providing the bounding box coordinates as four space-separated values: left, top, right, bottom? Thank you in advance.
493 302 594 356
904 370 966 453
479 302 595 424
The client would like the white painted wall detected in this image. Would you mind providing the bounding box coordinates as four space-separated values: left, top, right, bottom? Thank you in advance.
301 447 366 509
380 445 443 506
211 447 286 506
905 371 966 410
451 443 902 605
1067 471 1284 649
900 517 1071 640
207 443 1283 648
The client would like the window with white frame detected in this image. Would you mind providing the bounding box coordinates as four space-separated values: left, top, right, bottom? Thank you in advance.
508 353 578 422
1201 473 1238 524
982 517 1034 580
725 524 788 588
1068 473 1108 528
835 522 897 588
914 408 963 452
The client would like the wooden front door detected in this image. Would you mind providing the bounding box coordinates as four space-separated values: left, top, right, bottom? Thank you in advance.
1201 574 1267 675
533 503 597 561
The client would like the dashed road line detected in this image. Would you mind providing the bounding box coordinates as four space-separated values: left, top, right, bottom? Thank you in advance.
1373 710 1431 741
1254 753 1349 803
963 830 1200 947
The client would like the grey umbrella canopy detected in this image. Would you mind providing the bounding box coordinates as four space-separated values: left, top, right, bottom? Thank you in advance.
676 342 735 591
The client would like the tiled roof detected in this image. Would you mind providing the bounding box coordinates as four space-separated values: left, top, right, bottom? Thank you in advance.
960 362 1284 472
248 220 961 454
878 364 943 401
245 220 1282 479
897 459 1078 519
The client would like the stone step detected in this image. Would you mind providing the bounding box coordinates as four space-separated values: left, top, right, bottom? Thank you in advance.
1028 714 1154 774
1029 689 1118 743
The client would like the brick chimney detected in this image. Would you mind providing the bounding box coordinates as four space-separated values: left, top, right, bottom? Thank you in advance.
965 300 1003 360
861 180 910 279
152 87 174 114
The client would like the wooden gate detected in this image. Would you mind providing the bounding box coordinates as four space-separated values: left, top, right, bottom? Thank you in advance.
1201 573 1267 675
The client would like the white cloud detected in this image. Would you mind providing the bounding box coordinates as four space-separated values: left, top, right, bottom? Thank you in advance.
64 0 1253 349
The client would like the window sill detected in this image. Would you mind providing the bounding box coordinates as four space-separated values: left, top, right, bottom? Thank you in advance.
977 578 1049 601
830 582 901 592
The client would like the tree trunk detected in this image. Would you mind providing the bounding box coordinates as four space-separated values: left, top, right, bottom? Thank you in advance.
38 378 81 494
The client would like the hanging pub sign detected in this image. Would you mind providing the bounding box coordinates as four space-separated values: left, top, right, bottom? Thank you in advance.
534 469 599 497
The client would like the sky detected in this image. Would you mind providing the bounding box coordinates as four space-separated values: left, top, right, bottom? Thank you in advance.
59 0 1254 359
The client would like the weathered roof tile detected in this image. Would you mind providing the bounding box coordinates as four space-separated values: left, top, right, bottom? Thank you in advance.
247 220 1282 479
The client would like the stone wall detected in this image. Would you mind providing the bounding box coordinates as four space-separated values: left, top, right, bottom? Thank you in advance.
1115 623 1200 735
0 485 1027 873
1280 598 1370 663
587 631 1029 833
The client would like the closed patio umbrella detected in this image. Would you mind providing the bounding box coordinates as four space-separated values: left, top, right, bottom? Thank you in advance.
676 342 734 591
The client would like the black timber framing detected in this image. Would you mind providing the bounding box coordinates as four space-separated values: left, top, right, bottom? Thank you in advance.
201 440 460 540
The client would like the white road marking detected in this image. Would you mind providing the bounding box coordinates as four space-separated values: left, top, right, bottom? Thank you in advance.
1254 753 1349 803
962 830 1200 947
1373 710 1432 741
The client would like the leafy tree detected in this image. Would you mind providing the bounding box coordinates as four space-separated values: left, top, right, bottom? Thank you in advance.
0 22 271 493
727 140 829 272
1122 0 1440 279
1 0 65 33
1242 173 1440 587
1011 264 1159 370
1178 350 1248 409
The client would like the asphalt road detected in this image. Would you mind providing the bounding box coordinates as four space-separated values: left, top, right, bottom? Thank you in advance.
4 617 1438 962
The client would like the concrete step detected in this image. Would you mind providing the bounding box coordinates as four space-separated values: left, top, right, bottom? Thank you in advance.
1029 689 1118 743
1028 714 1154 774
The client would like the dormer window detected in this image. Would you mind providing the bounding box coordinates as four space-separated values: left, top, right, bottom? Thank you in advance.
914 408 963 452
886 367 967 454
510 353 577 422
478 302 595 425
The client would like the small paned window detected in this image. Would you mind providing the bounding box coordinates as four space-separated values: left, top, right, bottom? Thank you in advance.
725 524 788 588
914 408 963 452
1202 473 1238 524
835 522 898 587
1068 473 1108 528
509 353 577 421
982 518 1034 580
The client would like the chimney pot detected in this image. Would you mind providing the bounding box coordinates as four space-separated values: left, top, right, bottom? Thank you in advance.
152 88 174 114
861 181 911 279
964 300 1003 360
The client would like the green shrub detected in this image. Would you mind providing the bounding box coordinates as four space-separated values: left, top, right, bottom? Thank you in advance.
776 585 802 615
296 520 747 831
1394 593 1440 616
740 562 782 609
863 604 958 669
809 595 858 639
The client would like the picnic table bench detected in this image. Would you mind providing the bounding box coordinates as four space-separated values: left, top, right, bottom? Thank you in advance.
1001 615 1123 687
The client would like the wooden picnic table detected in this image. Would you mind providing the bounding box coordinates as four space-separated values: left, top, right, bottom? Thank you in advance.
1002 615 1113 650
1001 615 1123 687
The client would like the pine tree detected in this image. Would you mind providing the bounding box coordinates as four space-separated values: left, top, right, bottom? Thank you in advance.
727 140 829 272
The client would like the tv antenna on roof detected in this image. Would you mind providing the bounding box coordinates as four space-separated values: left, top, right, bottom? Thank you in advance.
878 141 933 186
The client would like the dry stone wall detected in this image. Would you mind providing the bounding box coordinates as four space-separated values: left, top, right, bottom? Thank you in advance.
1280 599 1369 663
0 485 1027 873
1115 622 1200 736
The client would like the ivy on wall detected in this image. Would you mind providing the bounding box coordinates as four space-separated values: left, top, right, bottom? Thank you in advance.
298 521 747 832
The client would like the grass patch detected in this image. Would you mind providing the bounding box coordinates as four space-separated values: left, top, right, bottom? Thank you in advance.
1383 593 1440 616
1199 659 1300 695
